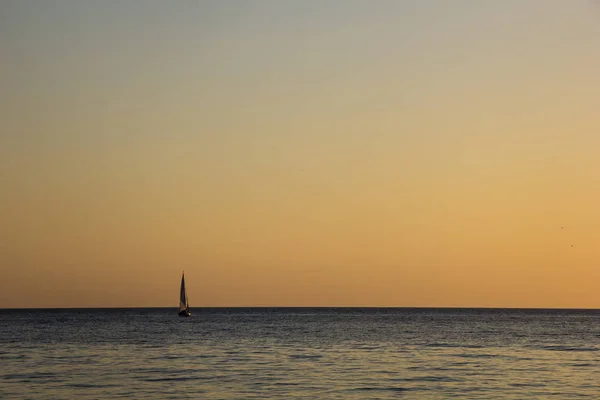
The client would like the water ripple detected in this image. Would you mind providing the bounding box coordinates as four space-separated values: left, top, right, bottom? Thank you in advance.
1 308 599 399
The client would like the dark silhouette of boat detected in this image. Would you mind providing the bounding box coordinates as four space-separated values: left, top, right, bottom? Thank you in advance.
178 272 191 317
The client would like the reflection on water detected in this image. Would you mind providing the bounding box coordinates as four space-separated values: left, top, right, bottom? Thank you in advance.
1 308 599 399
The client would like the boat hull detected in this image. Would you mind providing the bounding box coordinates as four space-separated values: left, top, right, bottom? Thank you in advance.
178 310 191 317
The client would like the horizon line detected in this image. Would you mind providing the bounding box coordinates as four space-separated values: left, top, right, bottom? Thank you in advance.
1 306 599 311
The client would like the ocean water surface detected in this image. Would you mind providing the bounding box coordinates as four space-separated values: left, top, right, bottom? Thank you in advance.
1 308 599 399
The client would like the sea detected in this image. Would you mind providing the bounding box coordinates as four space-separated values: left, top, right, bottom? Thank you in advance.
1 308 598 399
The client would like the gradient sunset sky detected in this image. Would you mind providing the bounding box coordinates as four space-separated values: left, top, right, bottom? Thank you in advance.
2 0 600 308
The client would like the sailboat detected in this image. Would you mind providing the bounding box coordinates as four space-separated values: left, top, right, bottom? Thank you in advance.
178 272 191 317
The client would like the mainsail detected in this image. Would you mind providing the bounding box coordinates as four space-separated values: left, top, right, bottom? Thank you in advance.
179 273 189 313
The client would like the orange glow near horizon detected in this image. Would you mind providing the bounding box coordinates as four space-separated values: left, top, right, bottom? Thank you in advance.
2 1 600 308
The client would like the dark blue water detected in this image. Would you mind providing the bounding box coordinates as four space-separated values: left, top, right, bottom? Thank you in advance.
1 308 599 399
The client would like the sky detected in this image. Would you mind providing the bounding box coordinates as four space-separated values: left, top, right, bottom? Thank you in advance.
1 0 600 308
